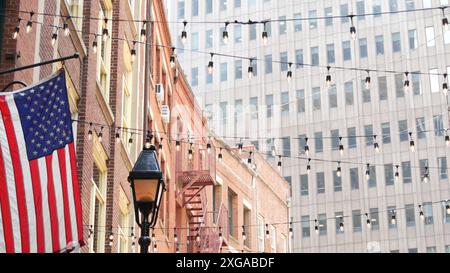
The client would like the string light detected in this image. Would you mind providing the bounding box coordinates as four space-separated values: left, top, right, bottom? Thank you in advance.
247 151 252 164
373 135 380 153
87 122 93 141
365 71 371 89
140 22 147 42
446 203 450 214
314 219 319 234
336 161 341 177
365 213 371 229
442 7 449 31
338 136 344 156
242 225 246 241
277 155 282 171
176 246 180 253
262 22 268 45
304 137 309 156
176 138 180 151
287 62 293 82
409 132 415 152
102 18 109 42
153 243 158 253
26 12 34 33
158 138 163 152
219 227 223 242
248 58 254 79
51 28 58 46
128 133 133 146
446 129 450 147
206 139 212 154
238 142 243 154
365 163 370 180
271 143 276 157
207 53 214 74
174 228 178 243
98 126 103 142
265 224 270 239
391 211 397 225
339 217 344 232
218 148 223 162
223 22 229 44
349 15 356 40
12 19 20 40
145 132 152 149
170 47 176 68
443 73 448 96
395 165 400 181
115 130 120 143
404 72 410 92
306 158 311 174
196 229 200 242
88 225 93 239
419 205 425 221
423 166 429 183
289 222 293 237
92 35 98 54
188 143 193 160
131 41 137 63
109 232 114 247
325 66 332 87
181 21 188 44
63 17 70 36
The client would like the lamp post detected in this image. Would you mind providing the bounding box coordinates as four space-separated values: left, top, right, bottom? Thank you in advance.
128 143 165 253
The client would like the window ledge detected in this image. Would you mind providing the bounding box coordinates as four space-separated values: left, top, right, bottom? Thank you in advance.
95 81 115 126
60 0 87 59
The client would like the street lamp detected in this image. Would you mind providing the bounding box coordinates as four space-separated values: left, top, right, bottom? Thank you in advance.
128 144 165 253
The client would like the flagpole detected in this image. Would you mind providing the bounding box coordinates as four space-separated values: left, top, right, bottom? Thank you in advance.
0 53 79 76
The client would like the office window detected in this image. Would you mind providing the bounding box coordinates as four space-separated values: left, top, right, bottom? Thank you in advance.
315 132 323 153
234 0 241 8
389 0 398 12
348 127 357 148
369 208 380 230
438 157 448 180
205 29 213 48
359 38 368 58
423 202 433 225
265 55 272 74
192 0 199 16
219 27 226 46
426 246 436 253
281 91 289 116
365 125 374 146
294 13 302 32
328 85 337 108
220 102 228 127
295 49 304 68
301 215 310 238
388 206 397 229
385 164 394 186
399 120 408 142
300 175 308 196
282 137 291 157
356 1 365 20
249 24 257 40
444 200 450 223
331 129 340 150
311 47 319 66
361 80 371 103
345 81 354 105
405 0 415 10
257 215 264 252
297 89 305 113
299 134 307 155
309 10 317 29
177 0 185 19
205 66 213 84
317 172 325 194
416 117 426 139
402 161 412 183
434 115 444 136
233 25 241 43
266 94 273 118
340 4 349 23
324 7 333 26
375 35 384 55
333 171 342 192
350 168 359 190
426 26 435 47
327 44 335 64
419 159 429 179
352 209 362 232
279 16 287 35
234 99 242 129
382 122 391 144
378 76 388 101
220 0 227 11
408 29 418 49
312 87 321 110
220 62 227 82
342 41 351 61
408 248 418 253
234 60 242 80
368 166 377 188
412 72 421 95
392 32 401 53
372 0 381 17
430 68 439 93
318 214 327 236
335 212 344 234
394 73 405 98
191 67 198 86
406 204 415 227
250 97 258 120
280 52 288 72
206 0 213 14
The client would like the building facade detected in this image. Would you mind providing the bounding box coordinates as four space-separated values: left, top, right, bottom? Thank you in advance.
168 0 450 253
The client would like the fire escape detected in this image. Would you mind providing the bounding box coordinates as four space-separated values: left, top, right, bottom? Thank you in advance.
176 139 227 252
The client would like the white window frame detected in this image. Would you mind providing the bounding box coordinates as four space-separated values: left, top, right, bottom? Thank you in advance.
257 215 265 252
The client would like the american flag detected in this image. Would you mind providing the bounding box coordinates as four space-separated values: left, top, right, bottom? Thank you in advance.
0 70 84 253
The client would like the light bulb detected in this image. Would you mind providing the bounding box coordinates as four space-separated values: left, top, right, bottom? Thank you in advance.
26 21 32 33
305 146 309 156
102 28 109 42
207 143 211 153
92 41 98 54
181 30 187 44
63 22 70 36
446 135 450 147
339 222 344 232
339 144 344 156
365 76 371 89
176 140 180 151
287 70 292 82
51 33 58 46
326 74 332 87
223 30 229 44
443 83 448 96
208 61 214 74
140 28 146 42
262 31 268 45
88 130 93 141
131 49 136 63
391 215 396 225
404 80 410 92
446 204 450 214
13 26 19 40
443 17 449 31
307 164 311 174
350 26 356 40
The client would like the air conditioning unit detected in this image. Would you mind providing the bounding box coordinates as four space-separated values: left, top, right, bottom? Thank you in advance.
155 84 164 102
161 105 170 124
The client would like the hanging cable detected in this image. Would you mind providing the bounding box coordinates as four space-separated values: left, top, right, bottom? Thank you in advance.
223 22 229 44
349 15 356 40
409 132 415 152
207 53 214 74
325 66 332 87
365 70 371 89
181 21 188 44
26 12 34 33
